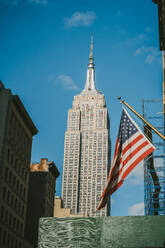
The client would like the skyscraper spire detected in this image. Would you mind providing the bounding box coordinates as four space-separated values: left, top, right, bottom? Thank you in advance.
89 33 94 64
81 34 98 94
62 35 110 217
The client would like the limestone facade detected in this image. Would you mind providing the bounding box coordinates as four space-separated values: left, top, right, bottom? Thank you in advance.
62 37 111 217
54 197 83 218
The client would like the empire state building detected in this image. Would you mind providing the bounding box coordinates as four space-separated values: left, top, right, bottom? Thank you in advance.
62 36 111 216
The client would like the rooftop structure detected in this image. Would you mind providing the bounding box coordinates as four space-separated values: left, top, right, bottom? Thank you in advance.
24 158 59 248
54 196 84 218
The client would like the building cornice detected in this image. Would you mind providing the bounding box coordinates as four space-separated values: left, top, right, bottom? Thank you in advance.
12 95 38 135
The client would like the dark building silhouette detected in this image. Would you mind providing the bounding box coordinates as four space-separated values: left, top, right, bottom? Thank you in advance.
0 81 38 248
24 158 60 248
153 0 165 50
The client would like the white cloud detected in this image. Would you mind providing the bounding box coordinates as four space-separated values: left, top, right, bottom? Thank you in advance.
124 162 144 186
128 202 144 216
28 0 48 4
1 0 48 5
125 33 148 47
135 47 144 56
64 11 96 28
135 46 161 64
11 0 19 4
145 54 155 64
56 75 79 91
145 27 152 33
128 162 144 185
116 10 121 16
125 156 163 186
0 0 19 5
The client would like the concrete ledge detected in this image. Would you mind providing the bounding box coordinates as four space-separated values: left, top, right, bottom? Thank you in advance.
38 216 165 248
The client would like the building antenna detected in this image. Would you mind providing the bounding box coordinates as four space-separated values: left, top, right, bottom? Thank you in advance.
89 32 94 62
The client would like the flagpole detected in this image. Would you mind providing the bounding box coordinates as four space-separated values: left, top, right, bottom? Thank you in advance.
118 97 165 140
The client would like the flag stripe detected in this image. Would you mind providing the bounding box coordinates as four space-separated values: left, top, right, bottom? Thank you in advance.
122 147 155 179
121 143 154 177
108 141 121 178
97 181 123 210
122 134 143 155
122 140 149 167
110 139 120 167
114 138 120 158
109 138 149 181
109 146 155 190
108 154 122 179
96 107 156 211
114 143 153 183
97 180 123 210
122 132 142 150
110 180 123 195
122 136 147 160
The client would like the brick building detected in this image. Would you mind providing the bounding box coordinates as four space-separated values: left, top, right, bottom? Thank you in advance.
24 158 60 248
0 81 38 248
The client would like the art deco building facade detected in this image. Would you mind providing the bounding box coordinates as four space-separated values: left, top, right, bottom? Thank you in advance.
62 38 111 217
0 81 38 248
24 158 59 248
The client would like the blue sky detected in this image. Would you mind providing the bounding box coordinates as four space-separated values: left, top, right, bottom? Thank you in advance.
0 0 163 216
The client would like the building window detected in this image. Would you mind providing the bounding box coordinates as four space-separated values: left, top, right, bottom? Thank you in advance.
15 239 17 248
5 209 8 223
0 227 2 242
9 213 12 228
17 220 19 233
11 236 14 248
21 205 24 217
25 172 28 182
3 230 6 245
15 198 17 209
5 167 8 180
1 206 4 220
9 171 12 183
7 190 10 202
2 187 6 200
13 217 16 230
11 153 14 165
7 148 10 162
14 159 18 169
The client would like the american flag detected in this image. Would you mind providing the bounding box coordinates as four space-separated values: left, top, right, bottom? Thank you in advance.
97 107 155 211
